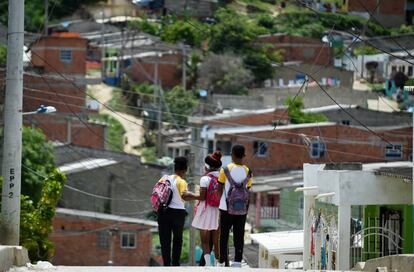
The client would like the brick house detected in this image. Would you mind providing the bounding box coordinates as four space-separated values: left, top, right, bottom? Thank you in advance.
123 52 183 89
346 0 412 27
257 34 334 66
213 123 412 175
50 208 157 266
26 32 87 114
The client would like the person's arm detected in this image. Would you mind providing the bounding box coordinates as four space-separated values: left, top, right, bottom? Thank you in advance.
182 191 199 201
217 168 226 197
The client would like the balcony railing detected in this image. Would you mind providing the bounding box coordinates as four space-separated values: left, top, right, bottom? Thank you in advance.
260 206 279 219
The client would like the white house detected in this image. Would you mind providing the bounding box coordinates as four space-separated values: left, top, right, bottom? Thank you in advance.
301 162 413 270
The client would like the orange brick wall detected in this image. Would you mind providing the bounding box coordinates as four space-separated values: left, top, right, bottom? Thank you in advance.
25 114 106 149
23 74 86 114
125 53 182 89
217 125 412 175
258 35 333 66
50 215 153 266
348 0 405 15
31 36 87 75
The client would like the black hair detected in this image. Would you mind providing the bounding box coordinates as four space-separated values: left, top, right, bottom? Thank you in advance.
205 151 223 170
231 144 245 159
174 156 188 172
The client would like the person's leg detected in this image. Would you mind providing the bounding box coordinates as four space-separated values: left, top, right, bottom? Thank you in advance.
212 229 220 264
219 210 232 266
200 229 212 266
171 209 186 266
158 210 173 266
232 214 247 263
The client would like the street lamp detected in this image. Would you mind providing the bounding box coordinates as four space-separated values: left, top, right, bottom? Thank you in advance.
22 105 57 116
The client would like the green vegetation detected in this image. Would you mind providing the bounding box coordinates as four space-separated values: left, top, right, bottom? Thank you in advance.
0 127 66 261
89 114 126 152
164 86 198 126
108 88 133 114
285 96 328 124
0 45 6 67
354 45 380 56
141 146 157 163
21 127 57 205
0 0 102 32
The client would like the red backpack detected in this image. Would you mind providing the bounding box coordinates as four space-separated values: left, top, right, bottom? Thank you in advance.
205 173 220 207
150 175 173 212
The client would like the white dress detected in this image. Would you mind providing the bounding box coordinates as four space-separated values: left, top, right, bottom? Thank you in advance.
191 171 220 231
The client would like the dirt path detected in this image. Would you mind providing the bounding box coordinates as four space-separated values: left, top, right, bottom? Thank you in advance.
89 84 144 155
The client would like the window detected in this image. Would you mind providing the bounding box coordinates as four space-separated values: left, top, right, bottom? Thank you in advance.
208 140 214 154
120 232 136 249
408 66 413 77
341 120 351 126
310 141 326 158
97 231 109 248
385 144 402 159
60 49 72 62
253 141 268 157
303 48 315 58
216 141 232 155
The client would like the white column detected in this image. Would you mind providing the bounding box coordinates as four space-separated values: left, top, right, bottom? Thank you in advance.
303 194 315 270
337 204 351 270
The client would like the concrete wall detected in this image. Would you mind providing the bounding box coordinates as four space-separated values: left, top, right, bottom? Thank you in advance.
56 145 165 218
359 254 414 272
271 64 354 88
321 107 412 127
211 94 264 110
0 246 29 272
250 87 378 108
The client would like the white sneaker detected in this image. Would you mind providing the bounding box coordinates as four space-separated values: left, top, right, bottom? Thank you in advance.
231 261 242 267
204 254 211 266
216 262 225 267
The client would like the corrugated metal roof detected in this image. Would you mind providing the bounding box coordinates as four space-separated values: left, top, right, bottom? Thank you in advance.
58 158 118 174
56 208 158 227
374 167 412 183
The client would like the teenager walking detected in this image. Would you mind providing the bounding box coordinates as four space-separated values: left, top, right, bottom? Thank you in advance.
191 151 223 266
217 145 253 267
157 156 198 266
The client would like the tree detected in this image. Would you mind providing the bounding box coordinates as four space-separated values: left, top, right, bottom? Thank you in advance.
0 45 6 67
20 169 66 261
21 127 56 205
285 96 328 124
164 86 198 126
0 127 66 261
197 53 253 94
160 19 205 47
0 0 102 32
209 8 268 54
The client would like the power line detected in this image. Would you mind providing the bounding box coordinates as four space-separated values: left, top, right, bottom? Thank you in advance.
26 92 414 148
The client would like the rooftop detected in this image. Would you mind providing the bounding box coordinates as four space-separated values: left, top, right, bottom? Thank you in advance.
55 208 158 227
58 158 118 174
251 230 303 254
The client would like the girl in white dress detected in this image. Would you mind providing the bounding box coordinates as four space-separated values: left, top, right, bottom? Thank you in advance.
192 151 223 266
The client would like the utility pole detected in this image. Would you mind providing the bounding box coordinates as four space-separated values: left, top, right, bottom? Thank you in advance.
44 0 48 35
181 43 187 91
100 11 106 80
154 52 163 158
0 0 25 245
188 152 196 266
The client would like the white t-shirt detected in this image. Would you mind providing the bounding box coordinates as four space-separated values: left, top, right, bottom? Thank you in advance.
167 175 188 210
218 163 252 211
